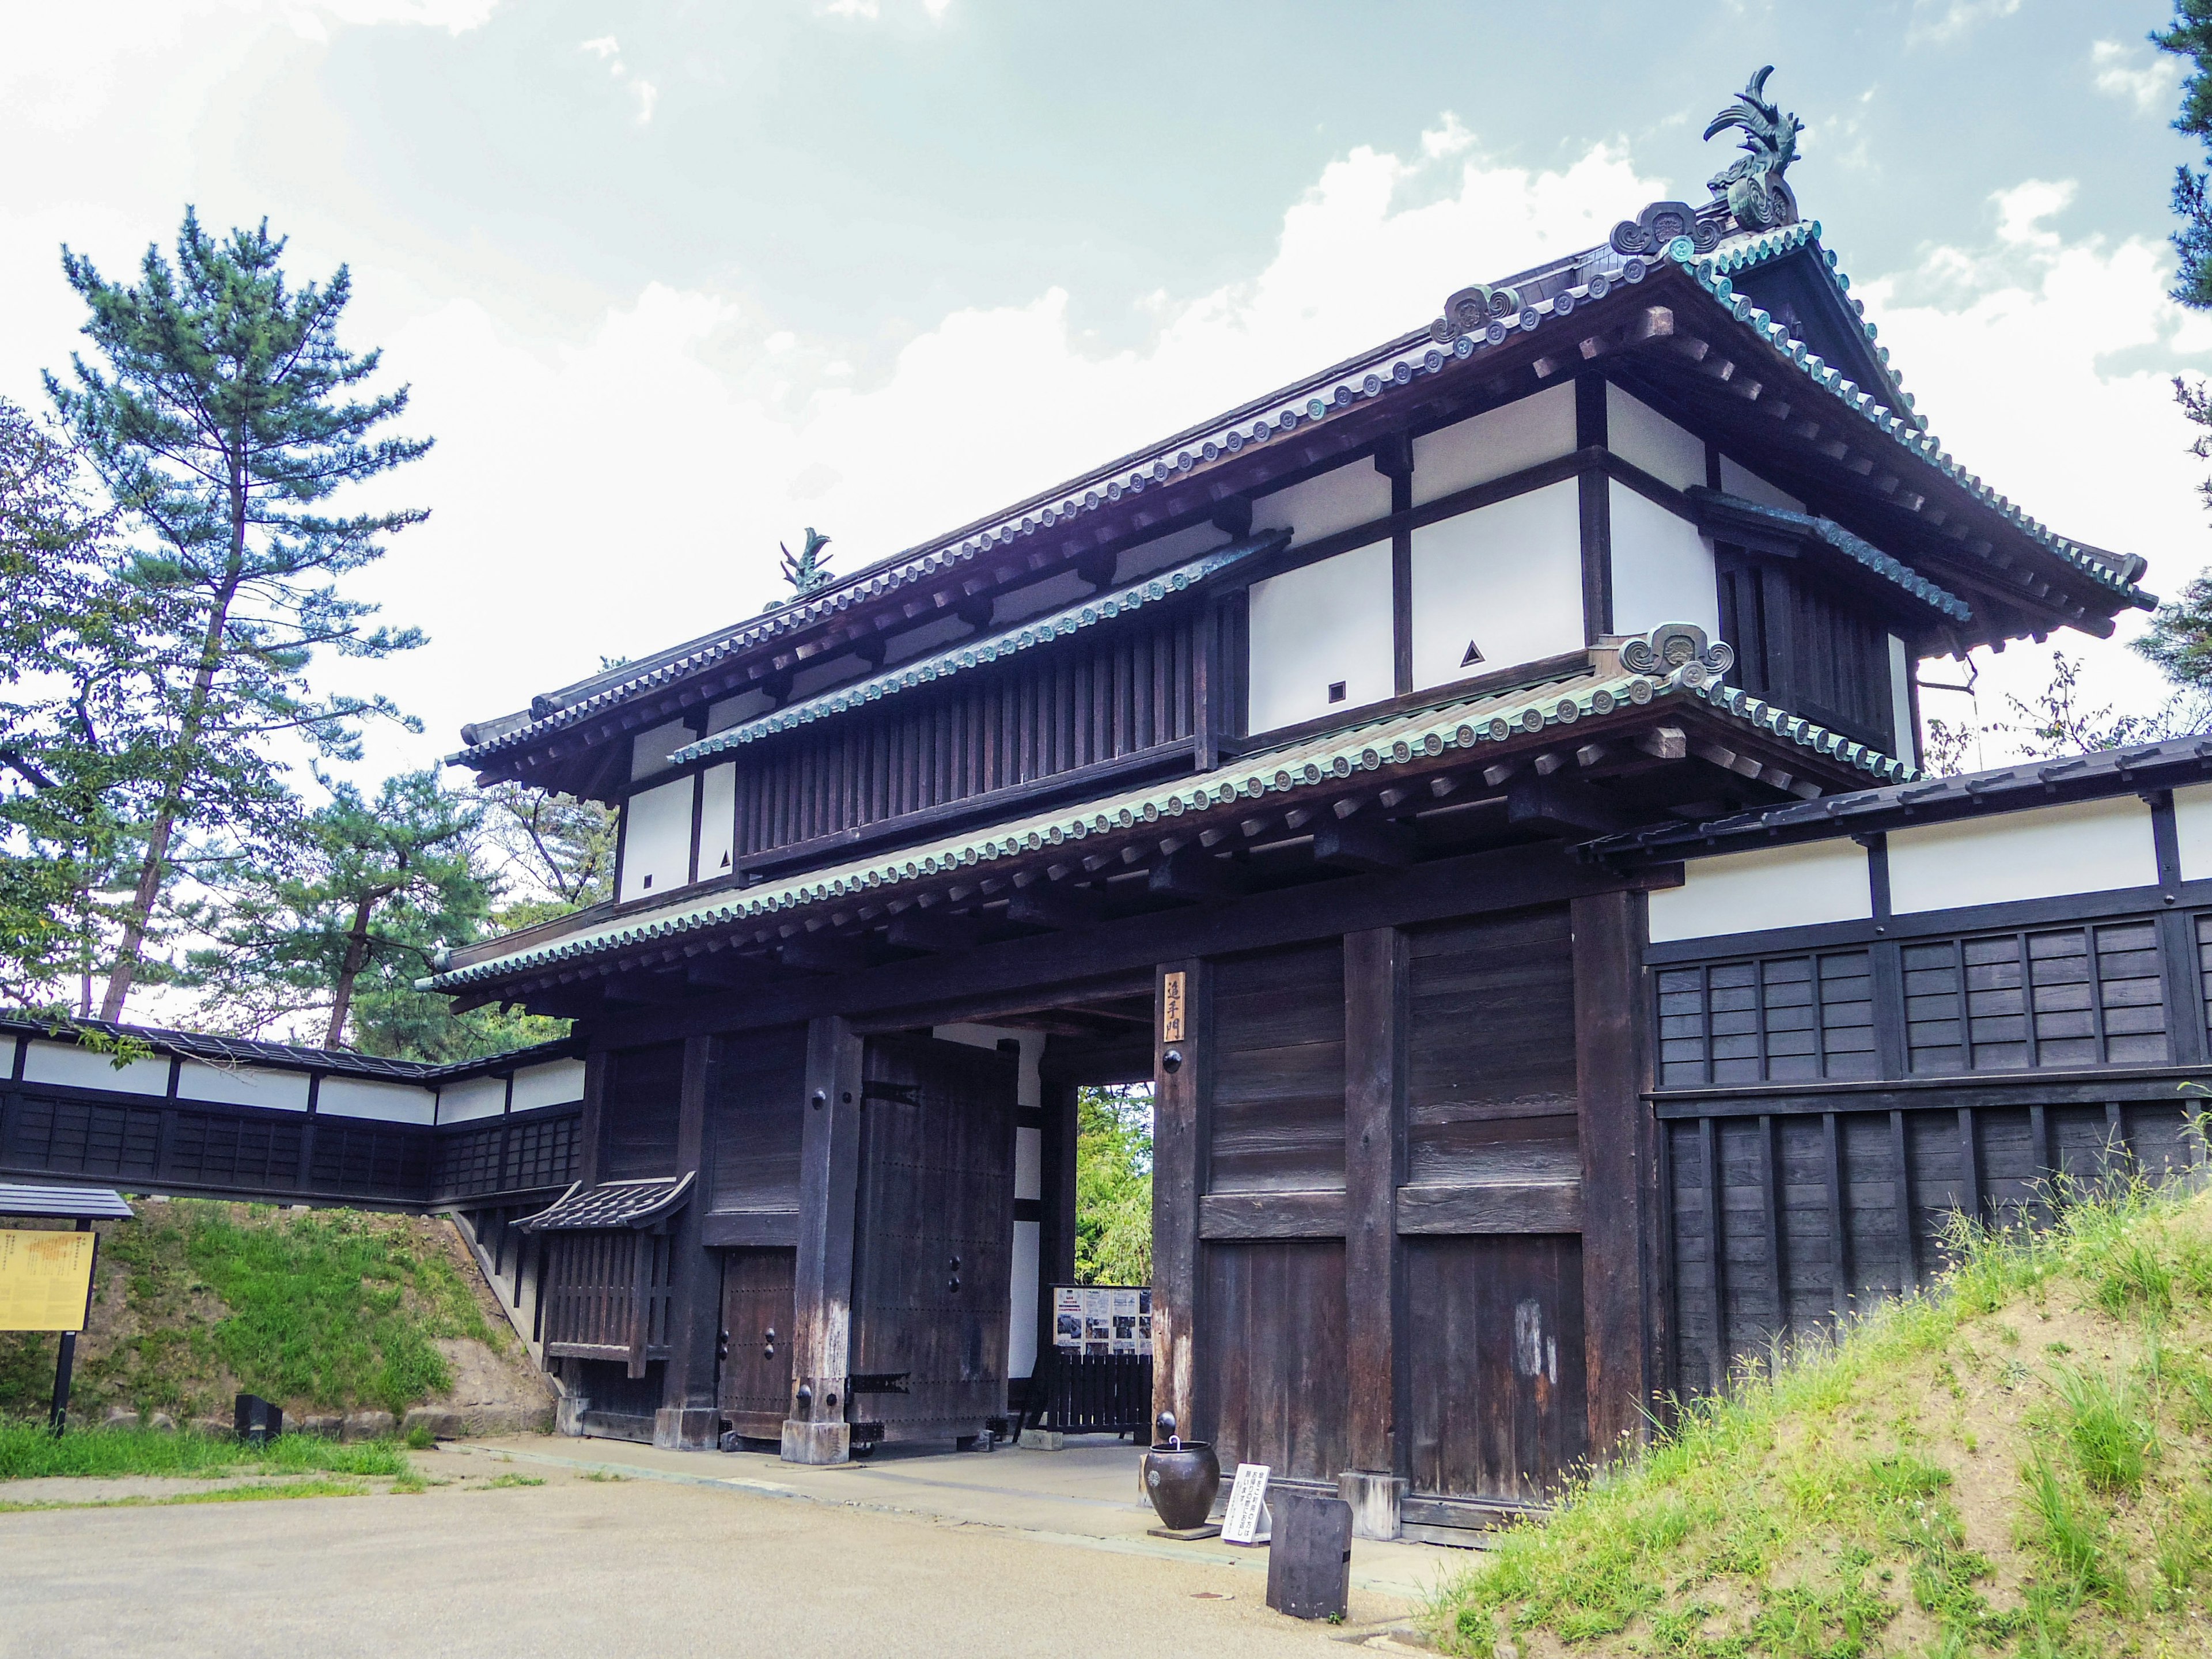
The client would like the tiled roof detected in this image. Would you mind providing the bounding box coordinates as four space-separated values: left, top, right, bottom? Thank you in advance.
520 1175 693 1233
669 531 1285 769
1686 488 1974 624
427 633 1915 993
1585 735 2212 863
1676 228 2152 608
0 1183 134 1220
0 1013 578 1085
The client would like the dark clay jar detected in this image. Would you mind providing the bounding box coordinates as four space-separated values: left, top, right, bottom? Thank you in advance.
1143 1441 1222 1531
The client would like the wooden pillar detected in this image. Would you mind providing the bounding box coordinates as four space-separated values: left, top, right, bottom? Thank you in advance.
574 1048 609 1188
1151 959 1210 1442
1574 888 1654 1459
655 1034 721 1450
1036 1075 1079 1392
1339 927 1407 1540
783 1016 864 1465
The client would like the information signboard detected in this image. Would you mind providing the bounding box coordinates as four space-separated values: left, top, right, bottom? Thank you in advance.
0 1229 97 1332
1222 1462 1272 1546
1051 1284 1151 1355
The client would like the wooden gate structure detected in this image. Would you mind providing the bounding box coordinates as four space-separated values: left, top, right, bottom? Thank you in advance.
1 73 2180 1540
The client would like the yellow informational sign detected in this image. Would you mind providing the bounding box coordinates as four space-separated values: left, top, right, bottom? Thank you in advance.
0 1230 96 1332
1162 971 1186 1043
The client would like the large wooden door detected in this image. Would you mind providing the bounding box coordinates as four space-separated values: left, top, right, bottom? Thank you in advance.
717 1248 796 1441
849 1035 1018 1445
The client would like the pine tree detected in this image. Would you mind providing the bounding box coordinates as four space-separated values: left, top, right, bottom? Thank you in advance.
46 210 431 1021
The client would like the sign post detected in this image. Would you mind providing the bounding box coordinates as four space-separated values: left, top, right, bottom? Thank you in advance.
0 1220 100 1437
1222 1461 1271 1546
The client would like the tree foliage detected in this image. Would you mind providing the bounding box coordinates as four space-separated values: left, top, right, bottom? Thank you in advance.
46 210 430 1021
1075 1084 1153 1286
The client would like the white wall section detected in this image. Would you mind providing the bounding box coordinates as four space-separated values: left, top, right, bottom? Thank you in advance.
1648 839 1873 943
1888 635 1914 764
1608 482 1718 639
511 1059 588 1111
1246 539 1395 731
619 775 695 902
2175 783 2212 881
1411 381 1576 506
318 1077 438 1124
436 1074 509 1124
176 1062 310 1111
21 1041 170 1095
1408 480 1583 691
1250 460 1391 548
1009 1218 1041 1382
1717 453 1804 514
699 763 737 881
630 718 693 781
1607 385 1707 493
1888 797 2157 915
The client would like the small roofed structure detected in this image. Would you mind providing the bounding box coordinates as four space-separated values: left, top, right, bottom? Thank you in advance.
0 1183 134 1221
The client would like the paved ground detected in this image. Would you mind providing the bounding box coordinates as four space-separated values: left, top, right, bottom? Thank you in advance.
0 1440 1456 1658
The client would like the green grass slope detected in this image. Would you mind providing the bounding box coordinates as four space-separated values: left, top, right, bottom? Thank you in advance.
1431 1175 2212 1658
0 1199 509 1424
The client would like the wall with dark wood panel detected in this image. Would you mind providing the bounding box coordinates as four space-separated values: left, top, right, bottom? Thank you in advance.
710 1027 807 1214
1207 941 1346 1194
601 1042 686 1180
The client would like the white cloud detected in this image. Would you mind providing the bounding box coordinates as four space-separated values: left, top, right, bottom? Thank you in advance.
816 0 951 20
2092 39 2183 118
1855 182 2212 761
1906 0 2021 47
579 34 655 125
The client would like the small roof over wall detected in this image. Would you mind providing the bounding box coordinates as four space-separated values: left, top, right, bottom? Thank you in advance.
0 1183 134 1221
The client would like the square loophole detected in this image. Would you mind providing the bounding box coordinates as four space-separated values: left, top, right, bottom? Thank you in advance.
1327 681 1347 704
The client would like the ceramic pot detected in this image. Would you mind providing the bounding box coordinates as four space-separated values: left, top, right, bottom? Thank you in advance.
1143 1441 1222 1531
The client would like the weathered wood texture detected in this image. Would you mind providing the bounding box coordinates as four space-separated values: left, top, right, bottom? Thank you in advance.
1574 889 1653 1459
726 608 1203 866
601 1041 686 1180
1202 1238 1350 1484
786 1016 865 1447
1715 555 1896 752
709 1025 808 1215
1210 942 1347 1193
847 1035 1018 1442
718 1247 798 1438
1342 927 1406 1478
657 1035 719 1421
541 1228 675 1378
1404 1233 1589 1506
1152 959 1209 1438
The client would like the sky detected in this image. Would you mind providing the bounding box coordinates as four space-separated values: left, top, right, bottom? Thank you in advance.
2 0 2207 789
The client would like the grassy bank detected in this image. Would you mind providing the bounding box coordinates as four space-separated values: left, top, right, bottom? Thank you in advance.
0 1422 409 1480
0 1199 501 1422
1430 1172 2212 1658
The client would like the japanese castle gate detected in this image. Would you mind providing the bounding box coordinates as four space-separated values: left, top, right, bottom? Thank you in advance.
9 73 2206 1542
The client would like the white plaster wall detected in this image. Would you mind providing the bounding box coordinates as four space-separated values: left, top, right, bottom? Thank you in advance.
619 775 695 903
1608 385 1707 492
1608 482 1719 639
1408 479 1584 691
1718 453 1805 514
1411 381 1577 506
1648 839 1874 943
1117 521 1225 581
1888 797 2157 915
511 1059 588 1111
2175 782 2212 881
1250 460 1391 548
176 1062 310 1111
1009 1218 1041 1381
707 689 772 733
630 718 692 781
318 1077 438 1124
21 1041 170 1095
437 1074 509 1124
1246 540 1395 731
1888 635 1915 764
699 763 737 881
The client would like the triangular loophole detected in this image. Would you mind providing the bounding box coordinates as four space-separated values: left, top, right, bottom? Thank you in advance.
1461 640 1485 668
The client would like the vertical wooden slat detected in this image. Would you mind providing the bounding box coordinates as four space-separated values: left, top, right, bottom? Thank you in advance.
1823 1111 1847 1328
1699 1116 1726 1390
1957 1106 1982 1227
1152 957 1211 1441
654 1034 721 1445
1575 889 1654 1453
1890 1108 1917 1293
1755 1113 1784 1349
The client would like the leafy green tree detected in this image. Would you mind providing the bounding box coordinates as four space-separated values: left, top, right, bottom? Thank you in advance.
1075 1084 1153 1286
46 209 431 1022
184 770 487 1046
0 397 168 1017
472 779 616 929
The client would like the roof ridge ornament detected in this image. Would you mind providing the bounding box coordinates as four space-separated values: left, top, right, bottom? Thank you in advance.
1702 65 1802 233
767 527 834 611
1618 622 1734 690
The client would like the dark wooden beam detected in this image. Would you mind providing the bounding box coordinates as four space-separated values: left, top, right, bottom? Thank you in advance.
1343 927 1408 1520
884 910 994 954
1574 889 1654 1461
1006 882 1109 930
779 934 876 976
1506 774 1643 838
785 1016 864 1464
654 1034 721 1449
1152 960 1209 1443
1314 817 1416 872
1147 845 1245 903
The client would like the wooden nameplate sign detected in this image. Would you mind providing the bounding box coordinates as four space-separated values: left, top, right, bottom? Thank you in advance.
1221 1463 1271 1546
